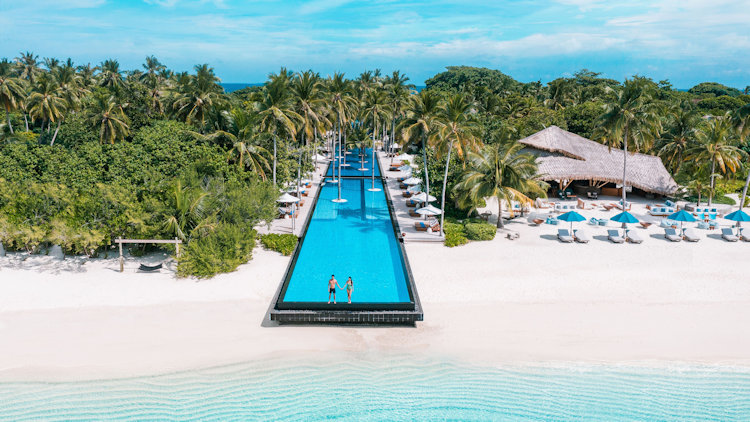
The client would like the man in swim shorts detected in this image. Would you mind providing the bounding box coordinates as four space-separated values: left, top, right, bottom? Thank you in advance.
328 274 343 304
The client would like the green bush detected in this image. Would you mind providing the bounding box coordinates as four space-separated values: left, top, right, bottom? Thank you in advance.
443 221 465 236
177 224 256 278
465 222 497 241
260 233 298 256
444 231 468 247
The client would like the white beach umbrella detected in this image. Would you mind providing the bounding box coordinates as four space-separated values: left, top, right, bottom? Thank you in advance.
416 204 442 215
396 153 412 161
312 153 328 162
398 165 411 172
411 192 436 202
277 193 300 203
402 177 421 185
392 143 401 149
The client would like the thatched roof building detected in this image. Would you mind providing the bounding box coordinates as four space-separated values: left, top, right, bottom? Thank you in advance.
518 126 677 195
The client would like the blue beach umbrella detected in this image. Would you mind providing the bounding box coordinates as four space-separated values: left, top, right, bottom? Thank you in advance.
724 209 750 235
668 209 697 232
611 211 639 224
558 210 586 232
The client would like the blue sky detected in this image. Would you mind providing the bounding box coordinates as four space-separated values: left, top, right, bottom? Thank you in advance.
1 0 749 88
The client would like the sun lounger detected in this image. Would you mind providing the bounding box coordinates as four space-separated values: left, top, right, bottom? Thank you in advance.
602 204 614 211
597 219 608 226
664 228 682 242
557 229 574 243
639 222 652 229
708 221 719 230
414 221 429 231
138 263 162 272
740 229 750 242
532 218 544 226
626 230 643 244
409 209 420 217
697 221 709 230
683 228 700 242
574 229 590 243
607 229 625 243
721 228 739 242
406 199 418 207
649 206 676 216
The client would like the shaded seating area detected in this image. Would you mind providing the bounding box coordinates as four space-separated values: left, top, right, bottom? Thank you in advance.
414 219 440 233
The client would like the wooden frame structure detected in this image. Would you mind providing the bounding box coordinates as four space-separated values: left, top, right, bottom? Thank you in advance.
115 237 182 272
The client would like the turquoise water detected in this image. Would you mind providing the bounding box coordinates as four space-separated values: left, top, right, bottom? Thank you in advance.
282 175 409 303
2 358 749 421
325 148 382 178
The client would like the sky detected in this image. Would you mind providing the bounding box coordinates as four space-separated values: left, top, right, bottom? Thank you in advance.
1 0 749 88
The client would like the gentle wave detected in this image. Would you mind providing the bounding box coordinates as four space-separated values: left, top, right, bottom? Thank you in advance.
2 357 750 421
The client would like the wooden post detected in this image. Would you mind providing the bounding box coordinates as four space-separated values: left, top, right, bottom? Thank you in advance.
118 238 123 273
175 237 180 258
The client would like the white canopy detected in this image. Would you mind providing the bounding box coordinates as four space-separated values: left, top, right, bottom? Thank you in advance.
416 205 442 215
312 154 328 162
402 177 421 185
396 153 412 161
277 193 300 203
392 143 401 149
398 165 412 172
411 192 436 202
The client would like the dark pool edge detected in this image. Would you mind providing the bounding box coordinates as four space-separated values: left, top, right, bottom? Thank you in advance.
268 153 423 325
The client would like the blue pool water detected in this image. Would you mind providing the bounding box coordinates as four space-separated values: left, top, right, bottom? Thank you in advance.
2 357 749 421
282 176 409 303
324 148 382 178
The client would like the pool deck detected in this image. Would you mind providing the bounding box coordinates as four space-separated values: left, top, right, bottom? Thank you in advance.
377 151 445 243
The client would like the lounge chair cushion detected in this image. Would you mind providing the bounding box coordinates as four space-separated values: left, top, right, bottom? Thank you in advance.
626 230 643 244
721 228 739 242
574 230 590 243
683 228 700 242
607 229 625 243
664 228 682 242
557 229 574 243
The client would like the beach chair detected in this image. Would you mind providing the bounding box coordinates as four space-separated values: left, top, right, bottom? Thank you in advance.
697 221 709 230
683 228 700 242
626 230 643 244
414 221 429 231
721 228 739 242
597 219 608 226
740 228 750 242
664 228 682 242
574 229 590 243
429 220 441 233
138 263 162 272
532 218 544 226
557 229 574 243
708 221 719 230
602 204 614 211
639 222 652 229
607 229 625 243
409 209 420 218
406 199 418 207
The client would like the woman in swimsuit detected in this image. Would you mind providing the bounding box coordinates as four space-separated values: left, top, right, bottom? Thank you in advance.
345 277 353 304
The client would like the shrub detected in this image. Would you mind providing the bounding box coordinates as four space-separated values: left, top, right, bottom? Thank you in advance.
260 233 298 256
177 224 256 278
444 231 468 247
465 222 497 241
443 221 465 236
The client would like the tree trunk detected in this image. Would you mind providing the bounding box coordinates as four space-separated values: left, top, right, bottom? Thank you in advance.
439 143 453 237
739 166 750 209
371 115 377 189
50 120 61 146
621 125 629 228
497 196 504 228
4 105 13 134
24 114 29 131
708 157 716 206
422 133 430 203
337 118 342 200
272 136 277 186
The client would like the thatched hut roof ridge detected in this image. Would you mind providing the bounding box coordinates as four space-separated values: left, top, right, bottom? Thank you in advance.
517 126 678 195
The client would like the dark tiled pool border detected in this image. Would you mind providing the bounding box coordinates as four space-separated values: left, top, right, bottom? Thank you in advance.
269 153 423 324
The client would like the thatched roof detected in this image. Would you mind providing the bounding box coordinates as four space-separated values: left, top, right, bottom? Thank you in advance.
518 126 677 195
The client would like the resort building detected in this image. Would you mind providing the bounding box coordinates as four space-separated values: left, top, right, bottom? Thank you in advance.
518 126 678 199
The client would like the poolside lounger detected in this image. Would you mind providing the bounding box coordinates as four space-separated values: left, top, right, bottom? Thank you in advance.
414 221 429 231
557 229 574 243
602 204 614 211
740 229 750 242
409 209 420 218
664 228 682 242
683 228 700 242
574 229 590 243
406 199 418 207
138 263 162 272
721 228 739 242
607 229 625 243
626 230 643 244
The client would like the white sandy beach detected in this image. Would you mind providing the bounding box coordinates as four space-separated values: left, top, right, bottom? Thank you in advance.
2 208 750 382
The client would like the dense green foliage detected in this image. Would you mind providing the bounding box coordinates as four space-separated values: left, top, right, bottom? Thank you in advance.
464 222 496 241
177 224 256 278
260 233 298 256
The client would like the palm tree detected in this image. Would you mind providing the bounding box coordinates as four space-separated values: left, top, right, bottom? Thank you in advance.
254 79 301 185
597 78 660 225
325 73 356 200
432 94 481 235
76 63 98 88
400 90 442 206
732 103 750 208
362 89 392 190
171 64 226 132
26 74 66 133
87 93 130 144
0 61 26 134
385 71 412 155
457 136 545 228
544 78 577 110
290 70 327 152
48 65 88 145
687 116 745 205
656 102 700 174
98 59 124 89
14 52 40 85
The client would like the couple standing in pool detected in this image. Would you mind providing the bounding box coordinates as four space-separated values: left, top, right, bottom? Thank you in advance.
327 275 353 304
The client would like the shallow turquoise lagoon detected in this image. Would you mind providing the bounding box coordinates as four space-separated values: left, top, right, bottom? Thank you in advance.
2 358 749 421
282 176 410 303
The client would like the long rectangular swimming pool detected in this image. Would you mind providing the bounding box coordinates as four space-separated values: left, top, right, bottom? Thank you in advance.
272 152 421 322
